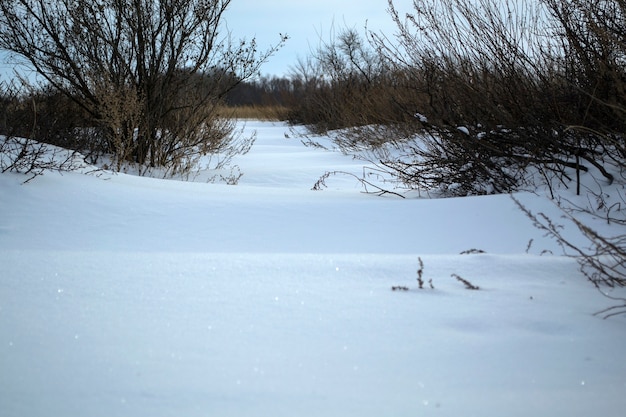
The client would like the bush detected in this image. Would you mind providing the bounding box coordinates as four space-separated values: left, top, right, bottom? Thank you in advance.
294 0 623 197
293 0 626 315
286 27 411 132
0 79 88 181
0 0 286 176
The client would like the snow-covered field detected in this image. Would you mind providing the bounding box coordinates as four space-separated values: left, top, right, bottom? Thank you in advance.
1 121 625 417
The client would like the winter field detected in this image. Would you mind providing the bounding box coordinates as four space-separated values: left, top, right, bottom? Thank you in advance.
1 120 625 417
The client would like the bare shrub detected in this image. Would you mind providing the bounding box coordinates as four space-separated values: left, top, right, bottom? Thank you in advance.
287 27 406 132
356 0 579 195
0 0 286 177
516 0 626 317
0 79 89 181
0 135 87 182
381 0 625 314
294 0 621 197
292 0 626 315
515 188 626 318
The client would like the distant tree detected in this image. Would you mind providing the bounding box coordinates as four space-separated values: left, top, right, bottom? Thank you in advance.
287 27 398 132
0 0 286 174
225 75 297 107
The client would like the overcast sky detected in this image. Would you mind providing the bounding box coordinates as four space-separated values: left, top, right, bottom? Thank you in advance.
0 0 414 80
224 0 414 77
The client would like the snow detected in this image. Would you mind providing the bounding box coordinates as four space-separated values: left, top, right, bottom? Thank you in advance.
1 120 625 417
414 112 428 123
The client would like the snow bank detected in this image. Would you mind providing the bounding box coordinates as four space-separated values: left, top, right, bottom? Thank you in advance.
1 121 624 417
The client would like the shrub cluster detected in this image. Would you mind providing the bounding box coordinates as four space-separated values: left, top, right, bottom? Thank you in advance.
289 0 626 313
0 79 90 181
284 28 410 133
287 0 625 197
0 0 285 177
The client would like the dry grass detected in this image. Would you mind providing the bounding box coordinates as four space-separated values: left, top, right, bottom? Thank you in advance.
219 105 290 121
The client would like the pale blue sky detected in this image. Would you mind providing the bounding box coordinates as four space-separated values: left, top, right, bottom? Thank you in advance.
225 0 414 76
0 0 414 80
